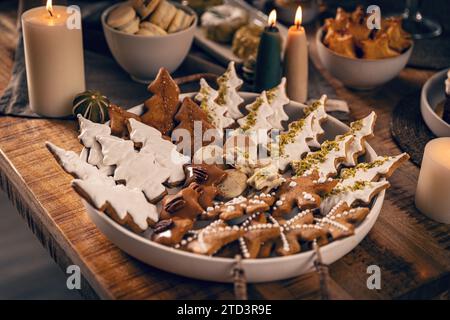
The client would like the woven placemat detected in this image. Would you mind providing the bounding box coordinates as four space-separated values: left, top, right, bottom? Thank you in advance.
391 91 436 166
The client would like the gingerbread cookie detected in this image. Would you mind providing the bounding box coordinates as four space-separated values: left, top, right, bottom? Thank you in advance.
239 214 281 259
108 104 141 137
173 97 217 156
72 179 158 233
152 217 194 246
184 163 227 208
186 220 244 256
160 184 204 220
97 135 171 202
201 192 275 221
141 68 180 135
272 172 338 217
216 61 244 120
316 201 370 240
127 118 189 185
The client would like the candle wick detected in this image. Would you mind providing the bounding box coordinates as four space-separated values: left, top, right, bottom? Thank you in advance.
48 9 53 17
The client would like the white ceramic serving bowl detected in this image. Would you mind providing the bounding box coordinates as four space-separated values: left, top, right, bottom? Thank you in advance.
83 92 385 283
316 27 413 90
420 68 450 137
101 2 197 83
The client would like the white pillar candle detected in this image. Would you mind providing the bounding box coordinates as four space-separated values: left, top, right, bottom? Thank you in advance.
283 6 308 103
415 137 450 224
22 2 85 117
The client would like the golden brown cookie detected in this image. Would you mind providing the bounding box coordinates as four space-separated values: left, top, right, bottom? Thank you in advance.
108 104 142 137
141 68 180 135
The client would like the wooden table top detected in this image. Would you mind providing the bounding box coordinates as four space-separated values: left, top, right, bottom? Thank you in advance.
0 4 449 300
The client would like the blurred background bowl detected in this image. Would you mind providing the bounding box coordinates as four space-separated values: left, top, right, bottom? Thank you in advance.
102 2 197 83
421 68 450 137
315 27 413 90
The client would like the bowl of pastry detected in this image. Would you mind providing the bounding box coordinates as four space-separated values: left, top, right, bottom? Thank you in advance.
316 6 413 90
102 0 197 83
47 64 408 282
421 68 450 137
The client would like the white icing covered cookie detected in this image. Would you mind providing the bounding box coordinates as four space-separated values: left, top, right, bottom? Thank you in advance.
320 180 389 214
236 92 274 141
291 135 353 179
196 78 235 131
271 113 314 172
338 153 409 187
77 115 113 175
303 95 328 148
266 77 290 130
337 111 376 166
247 163 285 191
127 118 189 185
46 141 114 185
97 135 171 202
216 62 244 120
72 179 158 232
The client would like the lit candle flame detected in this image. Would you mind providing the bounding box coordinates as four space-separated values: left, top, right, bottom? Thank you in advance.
46 0 54 17
295 6 302 28
268 9 277 27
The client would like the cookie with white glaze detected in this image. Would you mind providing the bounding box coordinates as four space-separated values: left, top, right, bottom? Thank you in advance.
336 111 376 166
97 135 171 202
320 180 389 214
195 78 235 132
127 118 189 186
291 135 354 180
338 153 409 187
236 92 274 141
271 113 314 172
303 95 328 148
72 179 158 233
215 61 244 119
266 77 290 130
46 142 114 185
77 115 114 175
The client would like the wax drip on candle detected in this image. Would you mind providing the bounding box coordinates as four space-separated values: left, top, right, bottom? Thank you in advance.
295 6 302 29
47 0 54 17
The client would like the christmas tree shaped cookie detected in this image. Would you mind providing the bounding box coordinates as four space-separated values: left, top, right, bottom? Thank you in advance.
336 111 376 166
173 97 216 156
291 135 353 179
215 61 244 120
266 77 290 130
97 135 171 202
303 95 328 148
338 153 409 187
127 118 189 185
141 68 180 135
195 78 235 132
236 92 274 141
77 115 114 175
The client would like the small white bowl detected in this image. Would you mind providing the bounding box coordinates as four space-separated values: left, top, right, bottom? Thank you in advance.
102 2 197 83
421 68 450 137
316 27 413 90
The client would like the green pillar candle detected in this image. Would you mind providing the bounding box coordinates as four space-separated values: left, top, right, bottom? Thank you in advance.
254 10 282 92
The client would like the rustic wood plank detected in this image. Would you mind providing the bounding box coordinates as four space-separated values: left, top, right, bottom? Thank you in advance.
0 2 448 299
